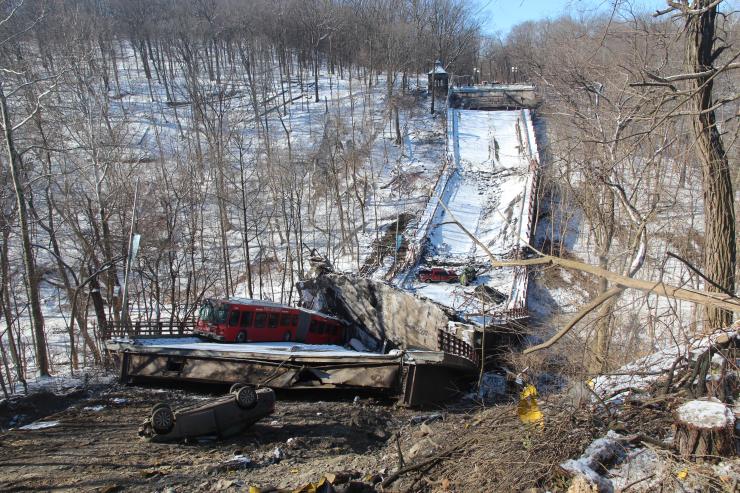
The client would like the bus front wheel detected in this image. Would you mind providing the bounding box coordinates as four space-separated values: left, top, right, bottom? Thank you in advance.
236 331 247 343
283 332 291 342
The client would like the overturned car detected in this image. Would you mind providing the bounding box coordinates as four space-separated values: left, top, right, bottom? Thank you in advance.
139 385 275 442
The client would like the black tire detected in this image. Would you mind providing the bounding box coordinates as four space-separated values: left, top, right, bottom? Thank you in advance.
235 331 247 343
283 331 292 342
229 382 245 394
151 405 175 434
235 386 258 410
151 402 169 414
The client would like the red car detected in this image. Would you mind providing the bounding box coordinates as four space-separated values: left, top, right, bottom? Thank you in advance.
418 267 459 283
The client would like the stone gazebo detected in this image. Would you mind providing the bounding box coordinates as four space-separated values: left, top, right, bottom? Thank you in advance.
428 60 448 114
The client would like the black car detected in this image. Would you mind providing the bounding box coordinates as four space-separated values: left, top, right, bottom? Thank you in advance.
140 385 275 442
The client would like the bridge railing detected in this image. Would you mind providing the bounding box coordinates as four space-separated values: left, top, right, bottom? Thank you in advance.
438 329 479 365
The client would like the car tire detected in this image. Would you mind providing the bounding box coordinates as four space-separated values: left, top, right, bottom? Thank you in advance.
229 382 245 394
151 403 169 414
235 386 258 410
151 405 175 434
236 331 247 343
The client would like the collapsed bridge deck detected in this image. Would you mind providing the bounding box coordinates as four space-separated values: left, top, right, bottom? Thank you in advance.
106 337 477 407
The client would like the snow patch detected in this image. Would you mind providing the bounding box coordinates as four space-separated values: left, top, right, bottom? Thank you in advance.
677 399 734 429
19 420 60 430
561 430 627 493
83 405 106 412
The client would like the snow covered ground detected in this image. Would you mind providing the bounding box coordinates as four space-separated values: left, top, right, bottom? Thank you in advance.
119 338 398 358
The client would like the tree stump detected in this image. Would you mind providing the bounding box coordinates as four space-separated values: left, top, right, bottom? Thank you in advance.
674 400 736 459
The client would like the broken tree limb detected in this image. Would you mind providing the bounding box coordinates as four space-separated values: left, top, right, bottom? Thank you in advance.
434 196 740 314
523 287 625 355
667 251 737 299
380 436 473 489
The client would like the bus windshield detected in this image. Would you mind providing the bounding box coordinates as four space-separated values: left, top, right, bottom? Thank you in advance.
198 301 213 322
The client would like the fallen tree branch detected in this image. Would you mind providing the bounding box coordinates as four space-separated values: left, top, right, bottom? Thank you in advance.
523 287 625 354
666 251 737 299
380 437 473 489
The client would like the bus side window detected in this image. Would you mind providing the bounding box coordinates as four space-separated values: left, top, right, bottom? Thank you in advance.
292 315 298 326
309 321 317 333
318 323 326 334
229 310 240 326
280 314 291 327
240 312 252 328
268 313 279 328
254 313 267 328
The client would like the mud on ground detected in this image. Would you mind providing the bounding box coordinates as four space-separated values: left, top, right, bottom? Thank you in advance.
0 381 446 492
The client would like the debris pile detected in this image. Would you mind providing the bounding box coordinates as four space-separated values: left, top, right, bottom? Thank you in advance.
299 273 456 351
556 325 740 492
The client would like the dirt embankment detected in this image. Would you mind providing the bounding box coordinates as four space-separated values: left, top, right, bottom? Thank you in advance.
0 382 439 492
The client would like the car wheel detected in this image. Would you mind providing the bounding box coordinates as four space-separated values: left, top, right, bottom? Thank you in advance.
229 382 245 394
235 386 258 409
151 405 175 434
236 331 247 343
151 403 169 414
283 331 291 342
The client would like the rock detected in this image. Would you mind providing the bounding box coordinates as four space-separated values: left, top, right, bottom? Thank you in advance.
419 423 433 436
286 437 306 449
325 471 361 485
561 431 627 492
566 475 599 493
271 447 285 462
407 437 438 459
370 427 388 440
217 454 251 471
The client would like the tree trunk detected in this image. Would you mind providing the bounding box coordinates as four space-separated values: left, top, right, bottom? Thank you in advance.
674 400 735 459
685 1 736 330
0 86 49 376
0 230 26 391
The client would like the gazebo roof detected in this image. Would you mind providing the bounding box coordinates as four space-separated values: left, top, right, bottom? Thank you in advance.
428 60 447 75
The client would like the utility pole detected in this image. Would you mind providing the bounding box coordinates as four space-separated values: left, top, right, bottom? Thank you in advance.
120 179 140 330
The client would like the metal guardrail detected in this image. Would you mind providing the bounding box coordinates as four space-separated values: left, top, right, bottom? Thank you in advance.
104 320 197 339
438 329 479 365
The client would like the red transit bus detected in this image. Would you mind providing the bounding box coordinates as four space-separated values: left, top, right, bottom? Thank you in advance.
195 298 346 344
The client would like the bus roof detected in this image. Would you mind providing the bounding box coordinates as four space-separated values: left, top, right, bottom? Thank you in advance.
212 297 344 323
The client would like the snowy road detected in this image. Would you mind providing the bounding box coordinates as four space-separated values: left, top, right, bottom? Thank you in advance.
411 108 540 318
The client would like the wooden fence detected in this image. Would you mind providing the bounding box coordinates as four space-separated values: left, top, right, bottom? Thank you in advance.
104 320 197 339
